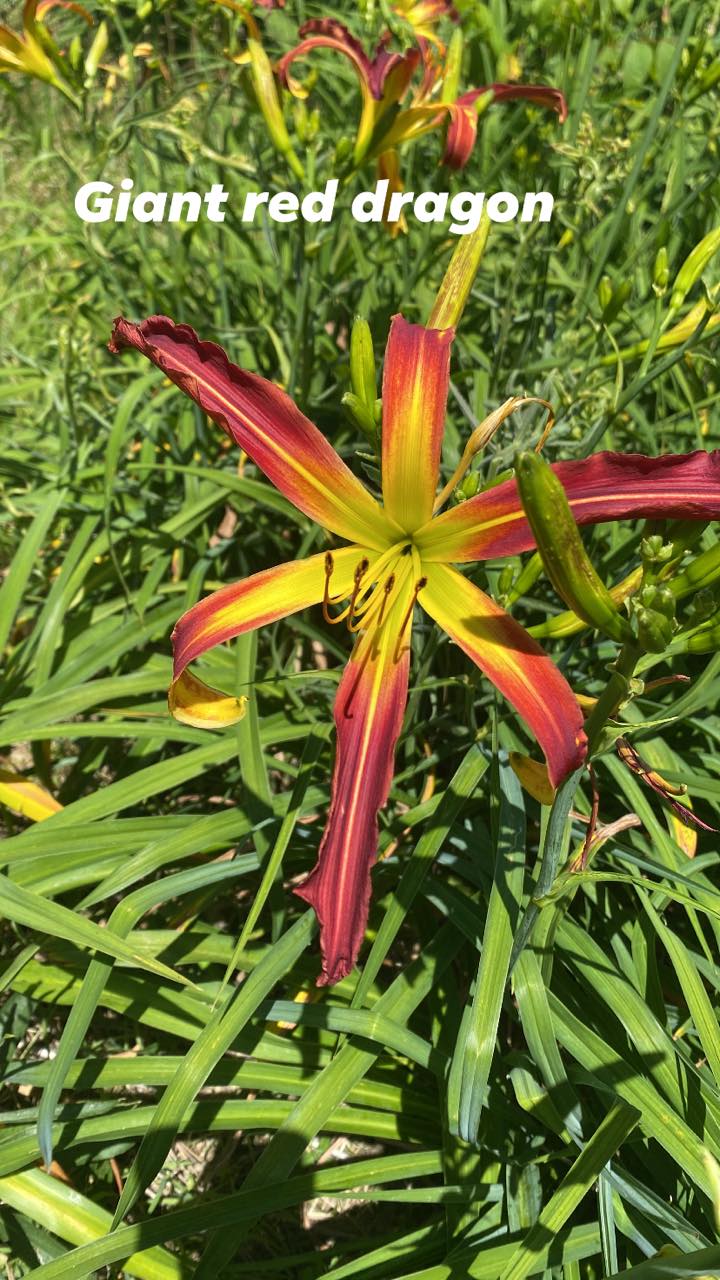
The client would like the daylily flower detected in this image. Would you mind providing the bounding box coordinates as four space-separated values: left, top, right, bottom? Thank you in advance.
278 19 422 167
108 314 720 985
391 0 458 49
0 0 92 104
277 18 566 170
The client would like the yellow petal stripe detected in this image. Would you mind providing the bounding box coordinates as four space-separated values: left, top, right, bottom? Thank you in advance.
419 563 586 787
381 314 454 533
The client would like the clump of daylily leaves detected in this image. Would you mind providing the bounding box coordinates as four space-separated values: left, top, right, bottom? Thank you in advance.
110 228 720 986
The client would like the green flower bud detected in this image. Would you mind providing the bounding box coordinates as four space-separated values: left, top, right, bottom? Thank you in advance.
428 215 491 329
341 392 377 442
653 245 669 296
84 20 108 82
441 27 463 104
671 542 720 598
640 534 674 565
598 276 613 312
335 136 354 164
458 472 480 499
685 620 720 654
248 34 304 180
602 279 632 324
68 33 83 71
515 451 633 644
349 316 376 412
635 606 674 652
498 563 516 597
686 587 717 622
505 551 544 606
670 225 720 316
638 583 675 620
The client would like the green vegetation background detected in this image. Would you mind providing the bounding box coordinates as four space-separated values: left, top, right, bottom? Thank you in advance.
1 0 720 1276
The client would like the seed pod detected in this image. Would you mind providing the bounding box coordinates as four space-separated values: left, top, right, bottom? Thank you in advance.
515 451 633 643
635 606 674 653
349 316 376 411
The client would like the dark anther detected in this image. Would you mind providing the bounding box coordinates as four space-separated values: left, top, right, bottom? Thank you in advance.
322 552 336 624
376 574 395 627
347 558 370 629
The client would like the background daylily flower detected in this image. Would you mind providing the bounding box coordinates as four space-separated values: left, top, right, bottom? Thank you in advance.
277 18 566 172
0 0 92 103
391 0 458 49
277 19 421 166
109 313 720 985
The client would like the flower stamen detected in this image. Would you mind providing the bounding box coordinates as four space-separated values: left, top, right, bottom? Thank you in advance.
322 552 339 624
349 572 395 632
394 575 427 661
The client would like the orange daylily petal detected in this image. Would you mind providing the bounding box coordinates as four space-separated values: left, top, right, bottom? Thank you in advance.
381 313 454 532
415 450 720 563
109 317 397 550
0 769 62 822
509 753 555 805
168 670 248 729
172 545 375 687
295 568 415 986
419 563 587 787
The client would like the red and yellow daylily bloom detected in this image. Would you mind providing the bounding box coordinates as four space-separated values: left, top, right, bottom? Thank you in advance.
109 314 720 985
0 0 92 103
277 18 566 170
278 19 422 166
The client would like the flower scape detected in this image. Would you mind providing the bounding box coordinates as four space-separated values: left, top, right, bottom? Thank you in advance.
109 312 720 985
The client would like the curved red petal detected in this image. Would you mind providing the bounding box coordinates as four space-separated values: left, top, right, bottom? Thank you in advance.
172 546 373 680
294 581 414 986
416 450 720 563
277 19 371 91
109 316 394 549
420 563 587 787
460 82 568 123
441 101 478 168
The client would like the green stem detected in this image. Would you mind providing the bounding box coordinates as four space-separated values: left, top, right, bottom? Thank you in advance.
584 642 643 755
510 641 643 970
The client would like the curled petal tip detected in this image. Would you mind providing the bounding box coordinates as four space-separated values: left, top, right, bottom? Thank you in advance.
108 314 394 548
